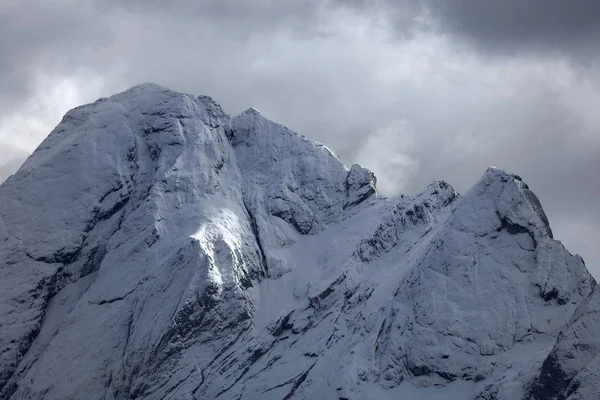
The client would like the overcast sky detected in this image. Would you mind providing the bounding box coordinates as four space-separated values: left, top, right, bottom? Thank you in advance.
1 0 599 278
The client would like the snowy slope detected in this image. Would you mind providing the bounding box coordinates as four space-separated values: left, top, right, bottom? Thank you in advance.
0 83 596 400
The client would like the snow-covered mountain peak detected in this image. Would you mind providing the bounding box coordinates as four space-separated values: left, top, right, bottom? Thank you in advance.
0 84 597 400
453 166 554 240
240 107 262 116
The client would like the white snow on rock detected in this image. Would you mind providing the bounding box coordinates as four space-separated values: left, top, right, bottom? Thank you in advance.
0 83 596 400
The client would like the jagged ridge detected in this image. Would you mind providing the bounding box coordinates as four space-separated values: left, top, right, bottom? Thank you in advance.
0 83 596 400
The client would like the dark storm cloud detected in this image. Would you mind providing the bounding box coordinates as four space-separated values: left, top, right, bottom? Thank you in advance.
339 0 600 59
427 0 600 58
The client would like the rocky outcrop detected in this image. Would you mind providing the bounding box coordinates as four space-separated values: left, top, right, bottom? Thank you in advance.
530 285 600 400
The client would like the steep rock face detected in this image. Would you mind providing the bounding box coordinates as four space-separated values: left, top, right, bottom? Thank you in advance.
385 168 595 397
0 84 596 400
530 285 600 400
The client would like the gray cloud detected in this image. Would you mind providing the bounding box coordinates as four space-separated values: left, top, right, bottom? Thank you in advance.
339 0 600 59
106 0 321 30
0 1 599 277
426 0 600 59
0 1 113 113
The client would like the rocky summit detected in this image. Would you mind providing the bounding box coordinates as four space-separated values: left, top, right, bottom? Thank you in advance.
0 83 597 400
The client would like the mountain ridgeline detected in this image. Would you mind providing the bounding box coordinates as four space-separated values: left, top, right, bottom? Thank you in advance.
0 84 597 400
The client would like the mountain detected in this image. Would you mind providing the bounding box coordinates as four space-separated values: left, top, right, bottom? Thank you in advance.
0 83 597 400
